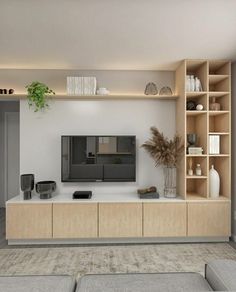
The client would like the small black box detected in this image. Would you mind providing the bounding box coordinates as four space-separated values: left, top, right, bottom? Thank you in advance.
139 192 159 199
73 191 92 199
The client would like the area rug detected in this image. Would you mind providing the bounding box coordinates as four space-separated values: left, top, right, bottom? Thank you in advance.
0 243 235 279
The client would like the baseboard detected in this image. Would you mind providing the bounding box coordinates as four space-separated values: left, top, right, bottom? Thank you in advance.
8 236 230 246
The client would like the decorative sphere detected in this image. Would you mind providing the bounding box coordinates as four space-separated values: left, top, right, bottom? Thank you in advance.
196 104 203 111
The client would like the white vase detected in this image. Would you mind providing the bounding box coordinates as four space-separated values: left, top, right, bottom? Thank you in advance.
186 75 190 92
190 75 195 92
209 165 220 198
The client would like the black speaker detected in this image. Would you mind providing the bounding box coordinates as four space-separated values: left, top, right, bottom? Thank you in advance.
20 174 34 200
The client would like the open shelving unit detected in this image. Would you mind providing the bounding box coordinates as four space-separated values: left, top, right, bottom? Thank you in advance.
176 59 231 201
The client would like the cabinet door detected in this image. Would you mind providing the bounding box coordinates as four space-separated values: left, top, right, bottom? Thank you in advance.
99 203 142 238
143 203 187 237
6 203 52 239
53 203 98 238
188 202 230 237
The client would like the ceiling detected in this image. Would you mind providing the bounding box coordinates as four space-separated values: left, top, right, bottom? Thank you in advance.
1 0 236 70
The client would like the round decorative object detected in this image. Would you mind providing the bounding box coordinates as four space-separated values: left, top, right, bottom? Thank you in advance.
186 100 196 110
144 82 158 95
36 181 56 199
209 165 220 198
159 86 172 95
196 104 203 111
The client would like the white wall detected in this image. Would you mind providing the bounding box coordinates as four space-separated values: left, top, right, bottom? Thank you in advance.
0 101 19 207
0 69 175 95
20 99 176 196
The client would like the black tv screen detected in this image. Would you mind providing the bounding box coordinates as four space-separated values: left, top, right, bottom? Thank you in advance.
61 136 136 182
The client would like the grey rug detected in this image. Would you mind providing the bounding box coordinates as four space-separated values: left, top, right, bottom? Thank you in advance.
0 243 235 279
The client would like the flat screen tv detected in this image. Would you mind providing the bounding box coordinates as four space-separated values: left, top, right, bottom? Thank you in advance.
61 135 136 182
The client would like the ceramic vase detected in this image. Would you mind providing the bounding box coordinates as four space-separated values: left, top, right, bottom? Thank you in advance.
209 165 220 198
190 76 195 92
209 97 221 111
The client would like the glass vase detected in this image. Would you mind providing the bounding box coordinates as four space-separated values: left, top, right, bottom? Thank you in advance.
163 166 177 198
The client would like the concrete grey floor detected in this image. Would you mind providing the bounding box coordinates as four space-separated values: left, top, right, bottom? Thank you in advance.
0 208 6 248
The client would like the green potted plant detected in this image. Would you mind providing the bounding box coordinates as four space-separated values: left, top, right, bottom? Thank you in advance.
142 126 184 198
26 81 55 112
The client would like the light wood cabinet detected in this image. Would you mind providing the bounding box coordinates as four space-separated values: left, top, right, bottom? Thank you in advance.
187 202 230 237
6 203 52 239
99 203 142 238
53 203 98 238
143 203 187 237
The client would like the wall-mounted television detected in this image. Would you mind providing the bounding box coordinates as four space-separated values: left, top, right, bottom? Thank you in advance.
61 135 136 182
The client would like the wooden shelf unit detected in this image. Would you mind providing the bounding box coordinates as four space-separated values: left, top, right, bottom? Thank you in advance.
176 59 231 201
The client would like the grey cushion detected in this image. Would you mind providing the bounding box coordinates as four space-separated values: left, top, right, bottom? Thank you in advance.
0 275 76 292
206 259 236 291
76 272 212 292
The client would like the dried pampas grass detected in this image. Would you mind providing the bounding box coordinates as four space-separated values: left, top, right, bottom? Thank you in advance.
142 127 184 167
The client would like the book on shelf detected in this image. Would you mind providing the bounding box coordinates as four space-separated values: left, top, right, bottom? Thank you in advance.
66 76 97 95
209 135 220 154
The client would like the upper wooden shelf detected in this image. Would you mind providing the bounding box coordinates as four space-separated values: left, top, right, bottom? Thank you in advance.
209 111 229 116
0 94 178 101
186 92 207 97
209 91 230 97
186 110 207 116
209 75 229 85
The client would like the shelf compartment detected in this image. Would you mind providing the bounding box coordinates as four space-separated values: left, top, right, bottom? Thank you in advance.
209 156 230 198
209 154 229 157
186 92 207 98
209 113 229 132
209 61 230 75
209 77 230 92
209 75 229 85
186 178 208 199
186 156 207 177
186 60 208 92
208 134 229 155
209 111 229 116
186 111 207 116
186 193 209 200
186 176 207 179
187 113 207 154
209 94 230 111
186 154 207 157
186 93 207 110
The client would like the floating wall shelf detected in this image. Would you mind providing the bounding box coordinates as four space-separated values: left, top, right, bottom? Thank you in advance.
0 94 178 101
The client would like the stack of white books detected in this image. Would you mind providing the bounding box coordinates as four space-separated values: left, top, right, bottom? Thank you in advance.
67 77 97 95
209 135 220 154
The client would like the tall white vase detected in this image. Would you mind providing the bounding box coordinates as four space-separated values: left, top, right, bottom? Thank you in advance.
209 165 220 198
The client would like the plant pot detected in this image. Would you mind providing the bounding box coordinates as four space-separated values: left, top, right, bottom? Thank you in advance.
163 166 177 198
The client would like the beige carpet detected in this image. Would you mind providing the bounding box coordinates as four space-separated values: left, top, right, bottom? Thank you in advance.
0 243 235 279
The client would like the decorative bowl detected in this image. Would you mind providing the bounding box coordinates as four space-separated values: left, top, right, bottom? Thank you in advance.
36 181 56 199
